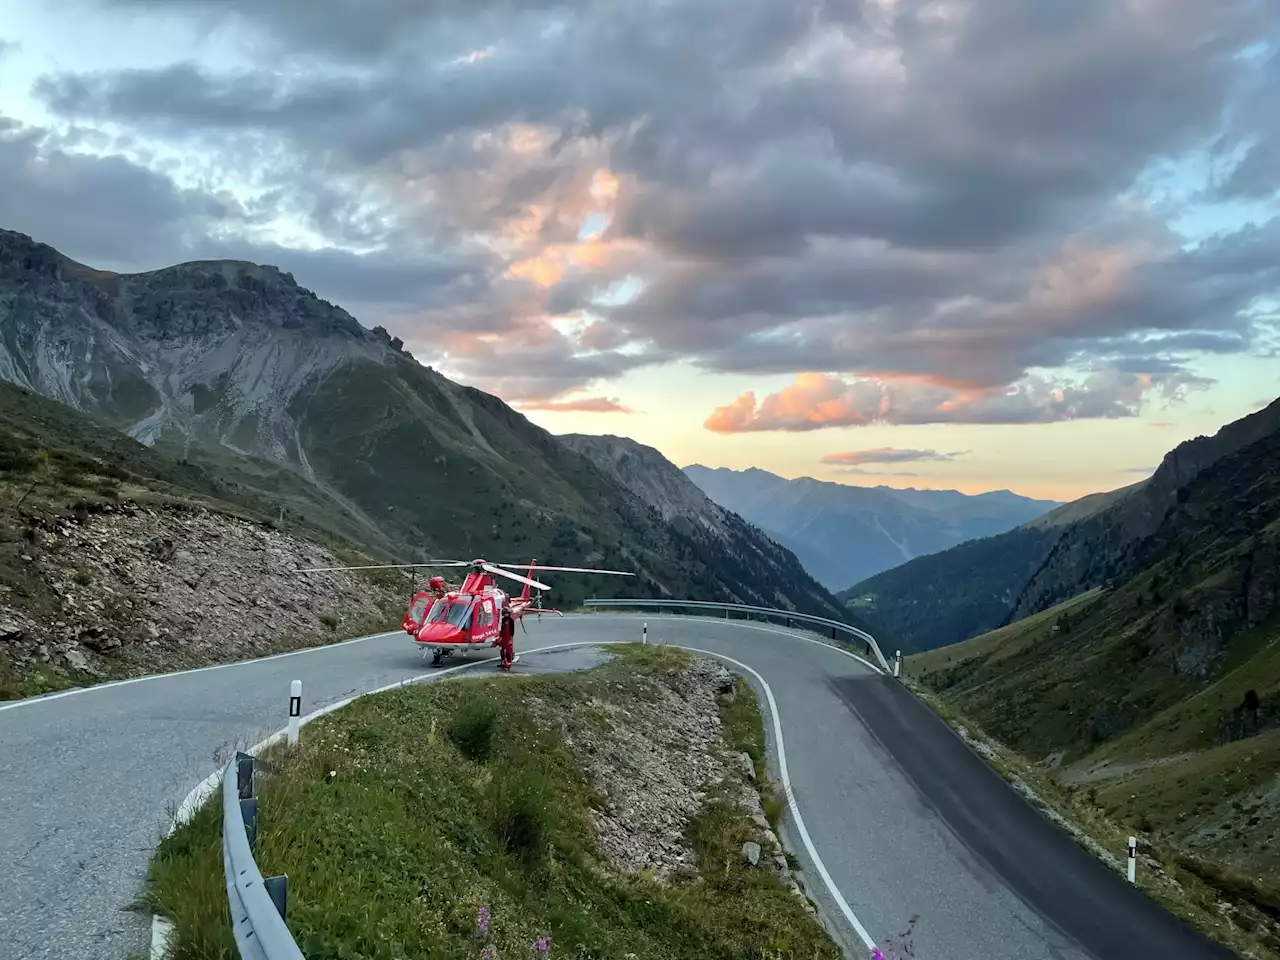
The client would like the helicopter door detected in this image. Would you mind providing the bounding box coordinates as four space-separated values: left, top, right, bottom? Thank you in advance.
472 598 498 643
403 591 432 633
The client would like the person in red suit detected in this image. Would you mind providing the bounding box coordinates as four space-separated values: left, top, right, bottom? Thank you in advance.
495 607 516 670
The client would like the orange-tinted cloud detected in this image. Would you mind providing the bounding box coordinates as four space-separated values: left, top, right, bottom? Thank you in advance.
705 369 1212 432
516 395 634 414
821 448 967 466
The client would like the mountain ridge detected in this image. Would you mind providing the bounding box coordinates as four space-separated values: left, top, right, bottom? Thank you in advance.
0 225 843 616
906 413 1280 934
561 434 851 620
846 398 1280 654
682 463 1060 591
1007 395 1280 621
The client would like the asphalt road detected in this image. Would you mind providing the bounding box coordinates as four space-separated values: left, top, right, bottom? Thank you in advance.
0 614 1231 960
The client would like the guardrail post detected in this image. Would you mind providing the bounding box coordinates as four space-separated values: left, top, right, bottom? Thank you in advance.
288 679 302 746
236 751 255 799
264 875 289 919
1127 837 1137 883
241 797 259 852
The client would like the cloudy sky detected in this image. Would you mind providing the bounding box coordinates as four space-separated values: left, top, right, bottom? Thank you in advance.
1 0 1278 501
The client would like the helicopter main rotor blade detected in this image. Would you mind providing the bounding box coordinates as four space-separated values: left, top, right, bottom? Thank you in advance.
298 560 471 573
502 564 636 576
481 563 550 590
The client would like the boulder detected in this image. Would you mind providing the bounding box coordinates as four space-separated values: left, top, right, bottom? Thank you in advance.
741 841 761 867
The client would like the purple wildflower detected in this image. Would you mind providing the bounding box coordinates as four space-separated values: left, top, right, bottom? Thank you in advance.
476 905 491 938
535 934 551 957
871 951 885 960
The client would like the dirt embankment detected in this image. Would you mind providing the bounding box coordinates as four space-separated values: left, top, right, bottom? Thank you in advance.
1 501 405 696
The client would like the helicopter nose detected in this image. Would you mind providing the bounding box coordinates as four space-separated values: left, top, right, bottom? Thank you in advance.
416 622 463 644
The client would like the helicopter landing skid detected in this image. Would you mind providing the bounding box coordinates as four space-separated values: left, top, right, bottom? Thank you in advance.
427 646 456 667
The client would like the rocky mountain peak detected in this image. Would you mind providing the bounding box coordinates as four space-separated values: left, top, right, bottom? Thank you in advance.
559 434 725 529
0 228 406 460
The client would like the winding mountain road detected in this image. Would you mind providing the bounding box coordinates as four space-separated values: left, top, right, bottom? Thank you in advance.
0 614 1229 960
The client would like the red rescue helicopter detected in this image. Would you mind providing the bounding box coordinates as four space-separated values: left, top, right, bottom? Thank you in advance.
300 557 634 670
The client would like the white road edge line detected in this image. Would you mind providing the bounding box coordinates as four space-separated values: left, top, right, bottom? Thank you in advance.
677 644 880 953
585 612 886 676
0 629 402 713
149 635 880 958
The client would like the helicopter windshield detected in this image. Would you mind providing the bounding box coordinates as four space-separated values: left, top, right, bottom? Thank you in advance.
426 599 473 629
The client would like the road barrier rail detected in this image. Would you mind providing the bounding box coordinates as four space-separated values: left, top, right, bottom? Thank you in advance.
222 750 303 960
210 601 895 956
582 598 896 675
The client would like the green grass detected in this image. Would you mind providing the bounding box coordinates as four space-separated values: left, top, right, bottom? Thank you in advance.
144 649 838 960
908 588 1102 678
717 674 766 780
715 674 788 831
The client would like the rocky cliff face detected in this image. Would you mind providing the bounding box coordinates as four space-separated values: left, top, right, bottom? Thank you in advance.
560 435 735 534
0 500 404 693
1009 396 1280 621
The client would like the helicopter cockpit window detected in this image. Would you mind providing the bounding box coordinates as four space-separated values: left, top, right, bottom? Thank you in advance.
444 601 474 628
425 599 475 628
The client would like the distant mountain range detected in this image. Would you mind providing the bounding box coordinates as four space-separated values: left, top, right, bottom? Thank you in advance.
0 225 846 618
846 396 1280 653
682 465 1061 591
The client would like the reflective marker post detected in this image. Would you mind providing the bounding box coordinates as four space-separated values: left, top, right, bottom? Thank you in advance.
288 680 302 746
894 650 902 679
1127 837 1137 883
642 622 648 645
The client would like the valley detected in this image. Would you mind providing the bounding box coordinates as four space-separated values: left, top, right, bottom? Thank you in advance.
683 464 1060 592
906 408 1280 955
845 398 1280 655
2 221 1278 959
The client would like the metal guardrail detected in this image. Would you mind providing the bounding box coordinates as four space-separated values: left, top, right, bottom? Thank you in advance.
205 601 888 957
582 599 896 675
223 751 304 960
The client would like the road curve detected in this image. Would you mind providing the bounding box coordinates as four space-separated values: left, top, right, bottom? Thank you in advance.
0 613 1228 960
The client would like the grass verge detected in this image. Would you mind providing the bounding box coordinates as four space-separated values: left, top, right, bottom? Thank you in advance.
144 646 839 960
906 677 1280 959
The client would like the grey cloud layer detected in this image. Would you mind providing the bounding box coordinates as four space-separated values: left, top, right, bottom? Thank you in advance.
10 0 1280 416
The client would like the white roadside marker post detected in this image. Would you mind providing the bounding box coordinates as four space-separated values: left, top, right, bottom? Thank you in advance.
1127 836 1137 883
643 621 648 645
894 650 902 678
288 679 302 746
